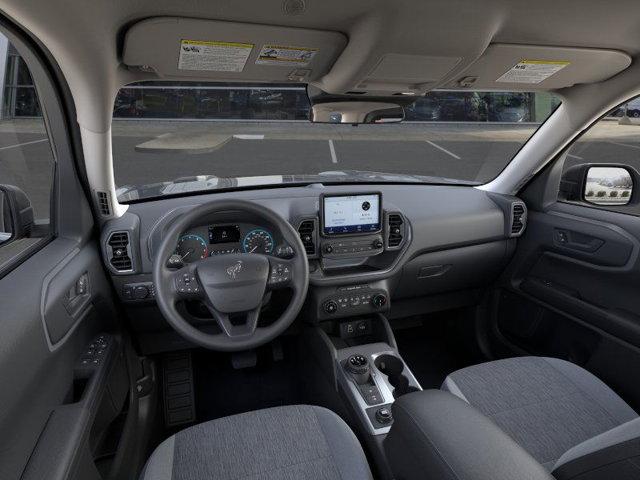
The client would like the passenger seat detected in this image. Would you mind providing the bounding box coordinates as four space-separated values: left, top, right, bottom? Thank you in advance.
443 357 640 478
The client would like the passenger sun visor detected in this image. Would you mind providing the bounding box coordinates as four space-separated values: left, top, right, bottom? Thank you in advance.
443 43 631 90
122 17 347 83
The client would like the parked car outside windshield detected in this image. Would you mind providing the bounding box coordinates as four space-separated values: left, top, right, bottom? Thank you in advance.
110 82 561 202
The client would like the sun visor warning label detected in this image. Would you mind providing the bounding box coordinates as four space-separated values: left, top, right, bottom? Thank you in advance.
178 40 253 72
256 45 318 66
496 60 570 84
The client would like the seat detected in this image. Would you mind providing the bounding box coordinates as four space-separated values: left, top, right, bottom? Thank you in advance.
140 405 373 480
442 356 639 473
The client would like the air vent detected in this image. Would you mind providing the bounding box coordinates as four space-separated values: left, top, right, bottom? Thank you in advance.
107 231 133 272
96 191 111 216
387 213 405 248
298 220 316 256
511 203 527 236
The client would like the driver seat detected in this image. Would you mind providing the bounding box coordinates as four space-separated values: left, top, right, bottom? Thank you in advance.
140 405 373 480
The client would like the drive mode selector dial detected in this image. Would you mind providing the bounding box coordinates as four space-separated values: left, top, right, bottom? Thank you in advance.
346 354 369 375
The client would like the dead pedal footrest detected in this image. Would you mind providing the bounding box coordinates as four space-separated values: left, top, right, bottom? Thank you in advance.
162 352 196 427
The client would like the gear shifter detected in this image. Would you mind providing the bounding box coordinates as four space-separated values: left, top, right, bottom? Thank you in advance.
345 354 371 384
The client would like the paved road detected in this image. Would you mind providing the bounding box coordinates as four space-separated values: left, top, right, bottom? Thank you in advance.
3 121 640 222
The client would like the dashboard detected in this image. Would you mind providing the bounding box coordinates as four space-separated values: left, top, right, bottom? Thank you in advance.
100 183 527 354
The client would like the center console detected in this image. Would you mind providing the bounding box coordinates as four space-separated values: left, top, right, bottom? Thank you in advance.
304 314 422 479
337 343 422 435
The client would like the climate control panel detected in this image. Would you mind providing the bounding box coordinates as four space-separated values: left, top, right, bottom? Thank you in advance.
320 234 384 259
320 284 389 319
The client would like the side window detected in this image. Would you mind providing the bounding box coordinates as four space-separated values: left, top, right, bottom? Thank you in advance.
0 32 55 268
559 98 640 215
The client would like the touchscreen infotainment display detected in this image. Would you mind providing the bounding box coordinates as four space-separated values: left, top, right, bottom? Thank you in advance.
322 193 381 235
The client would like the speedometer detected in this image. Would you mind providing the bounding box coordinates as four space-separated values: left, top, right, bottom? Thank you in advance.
242 229 274 254
176 234 208 263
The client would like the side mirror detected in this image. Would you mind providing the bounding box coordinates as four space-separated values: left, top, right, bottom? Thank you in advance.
584 166 633 205
560 164 635 206
0 185 34 245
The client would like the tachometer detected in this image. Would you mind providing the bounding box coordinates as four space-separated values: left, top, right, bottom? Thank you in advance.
176 234 208 263
242 229 274 254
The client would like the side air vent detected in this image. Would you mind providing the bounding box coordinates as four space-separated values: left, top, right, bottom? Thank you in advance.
96 191 111 216
511 203 527 236
107 231 133 272
387 213 405 249
298 219 316 256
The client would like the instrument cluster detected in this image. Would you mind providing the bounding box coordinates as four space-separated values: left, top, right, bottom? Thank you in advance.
171 224 278 266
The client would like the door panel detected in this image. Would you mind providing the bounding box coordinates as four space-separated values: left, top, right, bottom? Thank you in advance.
0 237 120 479
494 201 640 409
0 23 132 480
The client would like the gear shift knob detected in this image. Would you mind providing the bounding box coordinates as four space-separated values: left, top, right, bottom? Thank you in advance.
345 354 371 384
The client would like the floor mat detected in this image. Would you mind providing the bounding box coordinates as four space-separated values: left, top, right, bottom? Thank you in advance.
394 311 486 389
191 340 304 422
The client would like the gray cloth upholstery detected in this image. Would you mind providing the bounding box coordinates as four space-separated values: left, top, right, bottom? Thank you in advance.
442 357 638 470
384 390 554 480
552 418 640 479
141 405 373 480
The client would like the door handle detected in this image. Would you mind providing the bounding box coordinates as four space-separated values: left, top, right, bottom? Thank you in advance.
63 272 91 317
554 229 604 253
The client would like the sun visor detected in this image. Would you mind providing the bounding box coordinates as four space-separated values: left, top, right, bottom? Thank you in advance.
443 44 631 91
122 17 347 83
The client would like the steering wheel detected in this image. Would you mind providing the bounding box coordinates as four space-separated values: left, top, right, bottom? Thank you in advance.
152 199 309 351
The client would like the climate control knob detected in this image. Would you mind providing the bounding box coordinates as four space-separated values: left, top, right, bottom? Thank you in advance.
372 294 387 309
324 300 338 314
373 239 384 249
324 244 334 254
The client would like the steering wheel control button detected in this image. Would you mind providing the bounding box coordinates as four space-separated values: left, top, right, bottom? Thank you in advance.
269 262 291 286
175 273 200 295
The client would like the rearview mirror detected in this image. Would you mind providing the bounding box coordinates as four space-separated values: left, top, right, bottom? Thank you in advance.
0 185 34 245
310 101 405 124
584 167 633 206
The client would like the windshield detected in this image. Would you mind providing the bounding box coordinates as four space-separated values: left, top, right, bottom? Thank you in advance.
112 82 560 202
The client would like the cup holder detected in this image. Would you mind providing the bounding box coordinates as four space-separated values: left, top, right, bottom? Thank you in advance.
374 354 419 398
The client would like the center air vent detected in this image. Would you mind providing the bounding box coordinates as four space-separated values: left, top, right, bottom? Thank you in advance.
107 231 133 272
298 219 316 256
511 203 527 236
387 213 405 248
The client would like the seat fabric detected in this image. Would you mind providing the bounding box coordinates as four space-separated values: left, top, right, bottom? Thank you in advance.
442 356 638 470
141 405 373 480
